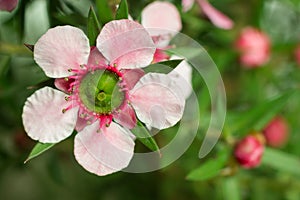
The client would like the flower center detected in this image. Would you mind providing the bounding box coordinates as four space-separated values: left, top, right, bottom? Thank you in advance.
78 68 125 115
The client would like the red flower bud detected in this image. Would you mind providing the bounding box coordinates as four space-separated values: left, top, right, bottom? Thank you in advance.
0 0 18 12
263 116 289 148
294 45 300 66
235 27 270 68
234 135 264 169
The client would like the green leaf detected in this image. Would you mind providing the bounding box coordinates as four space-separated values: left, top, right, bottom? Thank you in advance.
96 0 113 25
24 142 55 163
222 177 241 200
87 6 101 46
262 147 300 176
227 91 296 136
131 120 160 153
115 0 128 20
186 147 230 181
144 59 184 74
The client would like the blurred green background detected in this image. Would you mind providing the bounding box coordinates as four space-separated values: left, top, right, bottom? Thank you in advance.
1 0 300 199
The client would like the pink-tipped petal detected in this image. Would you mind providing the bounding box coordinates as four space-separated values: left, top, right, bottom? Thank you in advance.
168 56 193 99
130 73 185 129
34 26 90 78
96 19 155 69
87 46 108 67
54 78 75 93
22 87 78 143
0 0 18 12
182 0 195 12
122 68 145 90
113 104 137 129
141 2 182 43
197 0 234 30
74 121 135 176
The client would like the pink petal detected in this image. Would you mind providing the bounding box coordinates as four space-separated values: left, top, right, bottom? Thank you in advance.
96 19 155 69
54 78 75 93
153 48 170 63
0 0 18 12
75 110 97 132
130 73 185 129
141 1 182 44
22 87 78 143
197 0 234 30
34 26 90 78
87 46 108 67
74 121 135 176
168 56 193 99
182 0 195 12
113 104 137 129
122 68 145 90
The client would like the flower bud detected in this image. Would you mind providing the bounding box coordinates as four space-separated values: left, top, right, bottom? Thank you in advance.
235 27 270 68
234 135 264 169
294 45 300 66
263 116 289 148
0 0 18 12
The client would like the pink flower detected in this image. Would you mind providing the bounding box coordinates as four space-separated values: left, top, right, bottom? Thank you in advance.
0 0 18 12
263 117 289 148
22 19 185 176
294 45 300 66
182 0 234 30
235 27 271 68
234 135 264 169
141 1 193 99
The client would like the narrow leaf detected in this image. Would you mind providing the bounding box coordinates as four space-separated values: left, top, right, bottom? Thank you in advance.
96 0 113 25
262 147 300 176
115 0 128 20
24 43 34 52
131 120 160 153
24 142 55 163
222 177 241 200
144 59 184 74
227 90 296 136
186 147 230 181
87 6 101 46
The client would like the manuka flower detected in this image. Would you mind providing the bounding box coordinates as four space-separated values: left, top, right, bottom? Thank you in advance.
182 0 234 30
22 19 185 176
141 1 193 99
235 27 271 68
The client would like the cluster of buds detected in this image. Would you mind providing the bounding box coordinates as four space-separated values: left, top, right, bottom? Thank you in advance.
234 116 289 169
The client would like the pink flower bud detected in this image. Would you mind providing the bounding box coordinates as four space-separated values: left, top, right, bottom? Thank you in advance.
294 45 300 66
0 0 18 12
263 116 289 147
235 27 271 68
234 135 264 169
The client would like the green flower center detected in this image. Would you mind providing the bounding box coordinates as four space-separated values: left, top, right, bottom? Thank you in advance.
78 69 125 114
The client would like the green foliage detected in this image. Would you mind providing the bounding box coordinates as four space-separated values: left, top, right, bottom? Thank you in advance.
131 120 160 153
87 6 101 46
115 0 129 20
24 142 55 163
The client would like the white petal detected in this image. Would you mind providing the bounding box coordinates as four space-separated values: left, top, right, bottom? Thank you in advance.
141 1 182 38
130 73 185 129
22 87 78 143
168 55 193 99
34 26 90 78
74 121 135 176
96 19 155 69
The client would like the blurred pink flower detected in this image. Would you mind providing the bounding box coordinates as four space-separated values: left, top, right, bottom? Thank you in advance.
0 0 18 12
22 20 185 176
182 0 234 29
234 135 264 169
294 45 300 66
235 27 271 68
141 1 193 99
263 116 289 148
